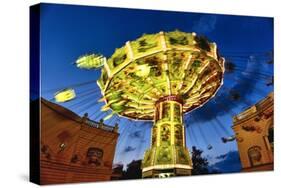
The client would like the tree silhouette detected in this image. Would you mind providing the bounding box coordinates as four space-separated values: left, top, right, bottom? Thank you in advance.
191 146 209 175
123 160 142 179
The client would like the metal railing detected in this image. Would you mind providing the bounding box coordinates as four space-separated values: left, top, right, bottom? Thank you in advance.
85 119 117 132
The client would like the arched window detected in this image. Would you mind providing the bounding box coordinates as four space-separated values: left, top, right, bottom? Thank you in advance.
248 146 262 166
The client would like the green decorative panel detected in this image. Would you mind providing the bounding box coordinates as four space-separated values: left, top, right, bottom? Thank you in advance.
160 124 171 146
155 146 173 165
165 30 195 48
174 124 183 146
174 103 181 123
176 146 191 165
130 33 161 55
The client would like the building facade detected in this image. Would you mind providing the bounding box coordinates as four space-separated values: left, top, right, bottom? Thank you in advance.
40 98 119 184
232 92 273 172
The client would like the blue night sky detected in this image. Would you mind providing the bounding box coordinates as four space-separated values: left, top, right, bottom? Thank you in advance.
39 3 273 172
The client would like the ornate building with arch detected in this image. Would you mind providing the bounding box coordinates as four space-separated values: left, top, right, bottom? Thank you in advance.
232 92 273 172
40 98 119 184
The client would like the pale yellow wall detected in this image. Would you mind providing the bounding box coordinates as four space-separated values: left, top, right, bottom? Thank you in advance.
232 93 273 171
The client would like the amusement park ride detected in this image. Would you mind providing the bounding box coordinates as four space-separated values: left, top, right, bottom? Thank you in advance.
65 30 225 178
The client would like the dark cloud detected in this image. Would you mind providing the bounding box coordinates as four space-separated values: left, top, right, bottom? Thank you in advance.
209 151 241 173
192 15 217 33
129 130 143 139
215 154 227 160
124 146 136 153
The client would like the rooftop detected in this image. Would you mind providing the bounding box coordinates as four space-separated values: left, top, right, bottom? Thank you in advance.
41 98 119 133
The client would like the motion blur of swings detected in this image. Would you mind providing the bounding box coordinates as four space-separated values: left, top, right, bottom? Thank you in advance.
54 88 76 103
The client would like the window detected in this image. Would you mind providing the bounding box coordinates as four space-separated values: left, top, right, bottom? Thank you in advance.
87 147 103 166
248 146 262 166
